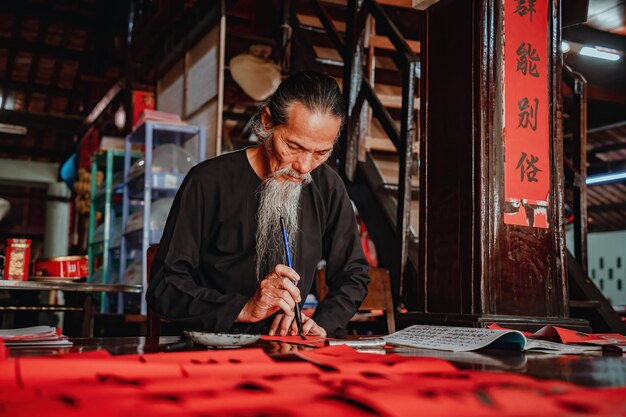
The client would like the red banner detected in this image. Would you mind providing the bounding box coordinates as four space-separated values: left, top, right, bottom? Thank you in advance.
503 0 550 228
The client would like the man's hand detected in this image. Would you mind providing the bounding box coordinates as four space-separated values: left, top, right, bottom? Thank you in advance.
237 264 301 323
268 313 327 337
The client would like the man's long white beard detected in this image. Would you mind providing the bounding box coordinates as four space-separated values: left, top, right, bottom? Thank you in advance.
255 167 312 281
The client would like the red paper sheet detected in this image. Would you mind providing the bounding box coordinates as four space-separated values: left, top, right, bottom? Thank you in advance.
296 344 456 374
487 323 534 337
177 377 333 414
5 338 626 417
183 361 321 379
115 347 273 365
320 369 552 399
142 374 269 394
0 394 184 417
553 387 626 416
534 326 626 345
489 323 626 346
260 334 327 348
280 398 383 417
23 382 143 404
0 361 17 386
17 358 183 387
48 349 113 360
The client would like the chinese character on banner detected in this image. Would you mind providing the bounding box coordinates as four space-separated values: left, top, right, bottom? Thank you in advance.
513 0 536 22
516 42 540 77
517 97 538 130
504 0 549 228
516 152 542 182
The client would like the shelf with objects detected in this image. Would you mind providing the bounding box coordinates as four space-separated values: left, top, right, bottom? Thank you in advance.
87 149 142 313
119 121 206 315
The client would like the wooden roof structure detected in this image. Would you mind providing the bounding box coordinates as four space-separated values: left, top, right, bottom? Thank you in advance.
0 0 125 162
0 0 624 231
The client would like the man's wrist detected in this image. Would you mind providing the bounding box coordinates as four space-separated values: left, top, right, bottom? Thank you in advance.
236 304 250 322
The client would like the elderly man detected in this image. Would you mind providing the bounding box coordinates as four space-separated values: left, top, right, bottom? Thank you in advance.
147 71 370 337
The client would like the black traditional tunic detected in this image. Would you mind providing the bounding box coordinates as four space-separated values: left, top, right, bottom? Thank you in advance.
146 149 370 337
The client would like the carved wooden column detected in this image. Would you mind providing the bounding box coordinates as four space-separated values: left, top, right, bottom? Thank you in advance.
407 0 589 331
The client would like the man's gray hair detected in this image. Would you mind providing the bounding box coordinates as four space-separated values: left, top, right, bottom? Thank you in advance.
251 71 345 143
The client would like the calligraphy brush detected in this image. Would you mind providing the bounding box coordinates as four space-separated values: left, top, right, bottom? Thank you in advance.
279 216 306 340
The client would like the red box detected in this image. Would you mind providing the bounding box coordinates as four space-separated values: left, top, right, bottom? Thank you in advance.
132 90 155 128
34 256 88 279
4 239 31 280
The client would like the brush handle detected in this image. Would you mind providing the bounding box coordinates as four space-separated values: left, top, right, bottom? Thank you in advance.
279 217 305 338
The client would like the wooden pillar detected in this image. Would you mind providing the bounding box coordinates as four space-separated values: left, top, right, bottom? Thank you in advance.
407 0 589 331
565 66 589 272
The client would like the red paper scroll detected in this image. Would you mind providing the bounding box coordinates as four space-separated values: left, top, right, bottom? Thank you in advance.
503 0 550 228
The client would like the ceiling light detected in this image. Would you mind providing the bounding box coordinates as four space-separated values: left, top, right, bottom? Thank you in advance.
586 171 626 185
561 41 570 53
579 46 621 61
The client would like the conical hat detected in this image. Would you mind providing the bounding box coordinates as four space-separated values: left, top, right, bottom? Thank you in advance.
229 54 281 101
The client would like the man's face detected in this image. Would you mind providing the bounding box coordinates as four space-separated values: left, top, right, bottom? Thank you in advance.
263 101 341 182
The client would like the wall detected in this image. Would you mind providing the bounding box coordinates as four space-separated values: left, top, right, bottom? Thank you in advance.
156 21 225 160
0 158 70 258
567 227 626 306
0 158 59 185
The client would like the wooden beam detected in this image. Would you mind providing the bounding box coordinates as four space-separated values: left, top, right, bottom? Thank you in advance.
0 80 80 99
44 23 71 113
0 110 82 134
0 0 96 28
588 158 626 175
565 64 589 272
0 38 85 62
83 79 124 126
589 142 626 155
588 202 626 213
370 35 421 54
3 13 23 96
563 83 626 105
296 13 346 33
23 20 49 112
377 0 438 9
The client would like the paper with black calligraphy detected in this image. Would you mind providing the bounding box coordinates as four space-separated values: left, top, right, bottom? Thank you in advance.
384 325 527 351
385 325 602 354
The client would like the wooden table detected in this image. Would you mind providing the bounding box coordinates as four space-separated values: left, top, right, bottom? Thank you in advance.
0 280 141 337
7 336 626 388
0 280 142 293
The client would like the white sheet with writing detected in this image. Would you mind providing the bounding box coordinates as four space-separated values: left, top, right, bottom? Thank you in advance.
0 325 57 339
384 325 526 352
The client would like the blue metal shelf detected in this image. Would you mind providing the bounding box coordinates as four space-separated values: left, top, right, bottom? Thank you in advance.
125 172 186 199
128 122 202 145
88 149 142 313
119 122 206 315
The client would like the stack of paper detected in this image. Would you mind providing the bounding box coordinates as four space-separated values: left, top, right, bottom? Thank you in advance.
133 109 186 130
383 325 604 354
0 326 73 347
